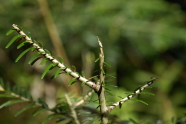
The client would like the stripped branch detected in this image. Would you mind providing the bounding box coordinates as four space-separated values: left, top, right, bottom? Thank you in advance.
11 24 100 92
107 78 158 112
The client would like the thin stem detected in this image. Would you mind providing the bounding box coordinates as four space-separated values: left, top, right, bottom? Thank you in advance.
97 37 108 124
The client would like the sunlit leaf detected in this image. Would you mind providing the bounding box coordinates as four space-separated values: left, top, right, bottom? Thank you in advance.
15 104 38 117
15 47 32 62
42 114 58 124
6 29 16 35
68 78 76 86
6 35 25 48
0 100 25 109
41 64 54 79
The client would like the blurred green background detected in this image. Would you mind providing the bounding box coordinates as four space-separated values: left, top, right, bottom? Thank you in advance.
1 0 186 123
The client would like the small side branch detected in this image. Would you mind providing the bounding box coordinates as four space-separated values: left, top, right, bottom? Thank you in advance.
107 78 158 112
65 94 80 124
11 24 100 92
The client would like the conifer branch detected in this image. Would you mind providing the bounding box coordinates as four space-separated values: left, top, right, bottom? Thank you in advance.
107 78 158 112
11 24 100 92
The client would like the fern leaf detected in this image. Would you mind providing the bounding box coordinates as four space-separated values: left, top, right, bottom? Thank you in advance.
15 47 33 62
41 63 56 79
32 109 48 116
6 35 25 48
0 99 25 109
15 104 38 117
42 114 58 124
6 29 16 35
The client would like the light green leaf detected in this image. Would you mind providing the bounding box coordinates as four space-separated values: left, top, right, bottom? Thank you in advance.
17 41 28 49
6 29 15 35
40 58 48 65
28 52 43 64
0 100 25 109
15 104 38 117
15 47 32 62
6 35 25 48
42 114 58 124
81 82 86 86
41 64 54 79
68 78 76 86
54 69 62 78
95 58 100 62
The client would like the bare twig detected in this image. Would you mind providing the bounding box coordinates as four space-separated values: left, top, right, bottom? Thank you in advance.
97 37 108 124
65 94 80 124
107 78 158 112
12 24 100 92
